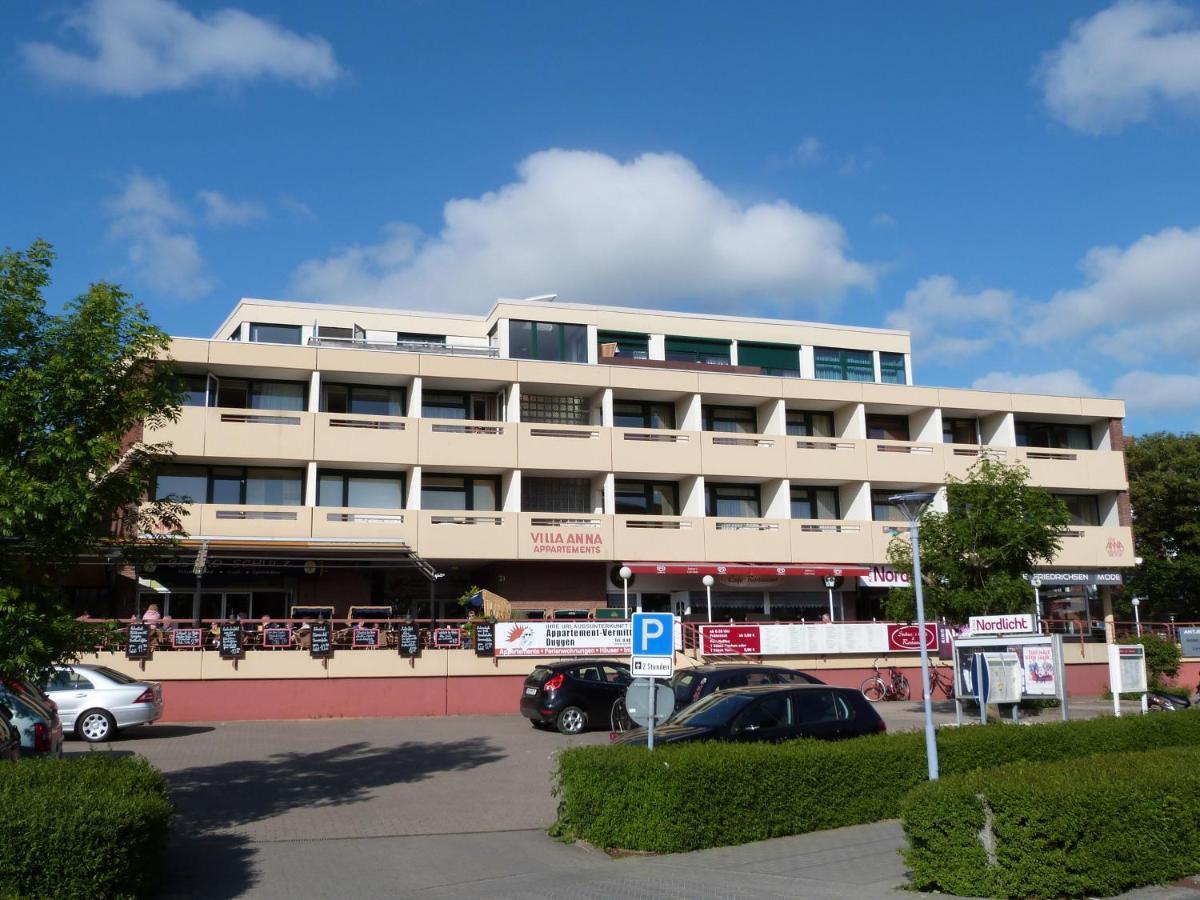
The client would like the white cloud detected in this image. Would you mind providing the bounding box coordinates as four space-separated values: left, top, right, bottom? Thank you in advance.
291 149 875 311
789 136 824 165
103 172 212 299
1112 371 1200 412
886 275 1020 361
971 369 1101 398
279 194 316 221
1038 0 1200 133
197 190 266 226
22 0 342 97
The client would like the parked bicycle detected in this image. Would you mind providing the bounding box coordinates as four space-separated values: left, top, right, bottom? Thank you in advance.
925 664 956 699
861 659 911 702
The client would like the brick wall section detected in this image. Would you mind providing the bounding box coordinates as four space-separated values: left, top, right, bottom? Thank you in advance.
1108 419 1133 528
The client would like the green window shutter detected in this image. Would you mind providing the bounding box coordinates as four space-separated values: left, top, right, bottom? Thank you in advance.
737 342 800 374
597 330 649 357
815 347 874 381
665 337 731 363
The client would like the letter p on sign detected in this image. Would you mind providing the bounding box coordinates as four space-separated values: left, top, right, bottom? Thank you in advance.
632 612 674 657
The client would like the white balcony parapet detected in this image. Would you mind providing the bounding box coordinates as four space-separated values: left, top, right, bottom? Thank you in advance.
797 522 862 533
622 431 690 443
429 514 504 525
793 439 856 452
527 428 598 440
624 518 693 529
431 423 505 435
307 336 499 358
323 512 406 524
711 436 775 448
715 520 781 531
219 412 302 426
214 509 298 521
327 417 405 431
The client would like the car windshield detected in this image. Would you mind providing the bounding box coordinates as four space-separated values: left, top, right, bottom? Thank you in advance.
671 692 756 727
529 667 556 684
89 666 137 685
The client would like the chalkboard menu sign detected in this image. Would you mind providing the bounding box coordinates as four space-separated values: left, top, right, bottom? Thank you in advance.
171 628 203 649
309 622 332 659
432 627 461 649
352 627 380 648
262 627 292 648
219 624 244 659
397 623 421 658
126 624 151 660
474 623 495 657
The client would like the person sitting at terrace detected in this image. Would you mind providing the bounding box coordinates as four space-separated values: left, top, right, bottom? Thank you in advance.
142 603 162 628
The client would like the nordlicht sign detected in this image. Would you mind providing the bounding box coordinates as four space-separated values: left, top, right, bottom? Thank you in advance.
858 565 911 589
700 622 936 656
968 614 1035 636
494 621 631 657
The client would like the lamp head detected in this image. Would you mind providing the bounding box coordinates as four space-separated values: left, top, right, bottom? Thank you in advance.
1030 576 1041 588
888 491 936 521
618 565 632 580
702 574 714 587
1131 597 1140 607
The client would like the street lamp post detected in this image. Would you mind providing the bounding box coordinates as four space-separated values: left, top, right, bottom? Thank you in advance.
889 491 939 781
619 566 632 618
702 575 714 621
823 575 838 621
1031 576 1043 634
1132 596 1142 637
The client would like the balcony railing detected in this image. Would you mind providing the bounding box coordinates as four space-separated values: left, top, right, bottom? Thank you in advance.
307 336 499 357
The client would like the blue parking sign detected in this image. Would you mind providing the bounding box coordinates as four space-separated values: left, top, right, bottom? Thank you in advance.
632 612 674 657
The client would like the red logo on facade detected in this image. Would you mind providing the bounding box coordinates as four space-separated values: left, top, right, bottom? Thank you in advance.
886 624 937 651
1106 538 1125 558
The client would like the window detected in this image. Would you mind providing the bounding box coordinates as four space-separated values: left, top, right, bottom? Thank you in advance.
321 384 405 417
737 694 791 729
249 323 303 345
318 472 406 509
665 337 731 366
786 410 834 437
597 330 649 359
705 483 761 518
613 400 675 429
872 490 908 522
217 379 307 412
814 347 874 382
153 466 304 505
422 391 467 420
509 320 588 362
1016 422 1092 450
790 486 840 520
793 690 839 724
521 394 589 425
738 342 800 376
867 414 910 441
317 324 365 342
397 332 446 345
943 417 979 445
703 405 758 434
880 352 906 384
153 465 208 503
522 477 592 513
245 468 304 505
421 475 500 511
614 481 679 515
1054 494 1101 526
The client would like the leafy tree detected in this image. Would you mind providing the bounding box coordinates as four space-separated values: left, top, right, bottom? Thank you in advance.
884 458 1070 623
1123 432 1200 619
0 240 183 680
1116 632 1182 690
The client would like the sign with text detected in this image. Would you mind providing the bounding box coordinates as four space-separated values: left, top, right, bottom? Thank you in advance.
968 614 1034 636
1180 628 1200 658
1109 644 1148 694
858 565 911 589
474 622 495 657
982 652 1023 704
352 627 380 648
309 623 332 659
432 627 461 649
126 624 151 660
1021 645 1057 696
528 527 604 556
262 627 292 648
886 624 938 652
171 628 203 649
699 622 936 656
397 623 421 658
219 625 243 659
494 620 632 658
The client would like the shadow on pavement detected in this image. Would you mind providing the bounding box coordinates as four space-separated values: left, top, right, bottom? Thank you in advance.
158 831 256 900
136 724 218 740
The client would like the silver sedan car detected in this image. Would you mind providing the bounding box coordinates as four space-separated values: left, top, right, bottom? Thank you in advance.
44 664 164 742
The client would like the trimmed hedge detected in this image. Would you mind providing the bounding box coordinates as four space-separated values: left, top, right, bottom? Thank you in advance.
0 754 173 899
901 745 1200 898
553 709 1200 852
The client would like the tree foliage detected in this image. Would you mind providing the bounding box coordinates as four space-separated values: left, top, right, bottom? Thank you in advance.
1124 432 1200 619
0 240 182 679
884 458 1070 623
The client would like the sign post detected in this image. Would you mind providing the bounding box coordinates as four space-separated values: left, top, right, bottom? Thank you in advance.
1108 643 1148 716
631 612 675 751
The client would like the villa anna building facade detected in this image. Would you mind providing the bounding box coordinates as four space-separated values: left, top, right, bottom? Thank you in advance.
81 296 1133 629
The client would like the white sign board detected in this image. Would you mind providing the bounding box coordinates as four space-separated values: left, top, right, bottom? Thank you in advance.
493 621 631 657
1108 644 1148 694
858 565 911 589
1021 645 1057 696
983 652 1023 704
631 656 674 677
968 614 1034 636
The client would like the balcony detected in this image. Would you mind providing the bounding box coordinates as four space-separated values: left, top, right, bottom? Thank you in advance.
704 518 791 560
1017 447 1128 491
611 428 702 475
307 335 499 358
199 504 313 539
789 520 872 562
613 515 705 560
786 436 867 481
311 507 416 543
1052 525 1135 567
700 432 787 479
314 413 416 465
943 444 1009 480
865 439 943 484
416 510 518 559
145 406 206 456
203 408 314 461
518 423 612 472
518 513 613 560
417 418 517 468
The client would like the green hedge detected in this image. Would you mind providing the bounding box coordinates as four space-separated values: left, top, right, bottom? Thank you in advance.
553 709 1200 852
0 754 173 899
902 745 1200 898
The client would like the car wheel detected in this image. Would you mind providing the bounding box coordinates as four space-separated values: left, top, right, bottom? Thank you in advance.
77 709 116 743
556 706 586 735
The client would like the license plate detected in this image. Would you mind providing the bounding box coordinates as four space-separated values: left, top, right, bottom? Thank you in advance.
524 687 537 696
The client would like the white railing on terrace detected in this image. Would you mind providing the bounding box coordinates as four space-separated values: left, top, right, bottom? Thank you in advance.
307 336 499 357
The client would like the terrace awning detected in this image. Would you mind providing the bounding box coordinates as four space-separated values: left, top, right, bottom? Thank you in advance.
621 563 869 577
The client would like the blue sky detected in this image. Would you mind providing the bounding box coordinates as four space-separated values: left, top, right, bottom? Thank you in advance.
4 1 1200 434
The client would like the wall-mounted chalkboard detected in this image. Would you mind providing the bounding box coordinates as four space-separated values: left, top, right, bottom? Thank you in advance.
309 622 333 658
219 624 244 659
474 623 495 657
397 623 421 658
171 628 203 649
352 627 381 647
262 627 292 648
126 624 151 660
432 627 461 649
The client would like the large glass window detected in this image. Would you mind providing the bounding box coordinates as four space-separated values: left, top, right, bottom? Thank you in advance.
867 414 910 441
322 384 405 417
597 330 649 359
509 320 588 362
665 337 731 366
879 352 907 384
1053 494 1101 526
943 417 979 445
210 467 243 504
613 400 675 429
814 347 874 382
871 490 908 522
614 481 679 515
1016 422 1092 450
153 465 208 503
790 486 841 520
738 342 800 376
421 475 500 511
178 374 208 407
521 477 592 513
154 466 303 505
319 472 406 509
703 405 758 434
521 394 589 425
249 323 303 345
422 391 469 420
786 410 834 437
245 468 304 505
705 483 762 518
217 379 307 412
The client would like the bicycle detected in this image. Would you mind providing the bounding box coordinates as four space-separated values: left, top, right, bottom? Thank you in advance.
925 664 956 700
860 659 910 702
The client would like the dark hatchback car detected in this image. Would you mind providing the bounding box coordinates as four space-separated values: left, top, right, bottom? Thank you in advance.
614 684 885 746
520 659 632 734
668 664 823 714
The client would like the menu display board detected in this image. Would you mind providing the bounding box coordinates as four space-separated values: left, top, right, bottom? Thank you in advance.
262 627 292 648
171 628 203 649
397 623 421 658
309 622 332 659
474 622 495 657
126 624 151 660
219 624 244 659
432 627 461 649
352 627 381 648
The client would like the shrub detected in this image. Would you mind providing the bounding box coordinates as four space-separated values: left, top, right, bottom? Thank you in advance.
901 745 1200 898
0 753 173 899
553 709 1200 852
